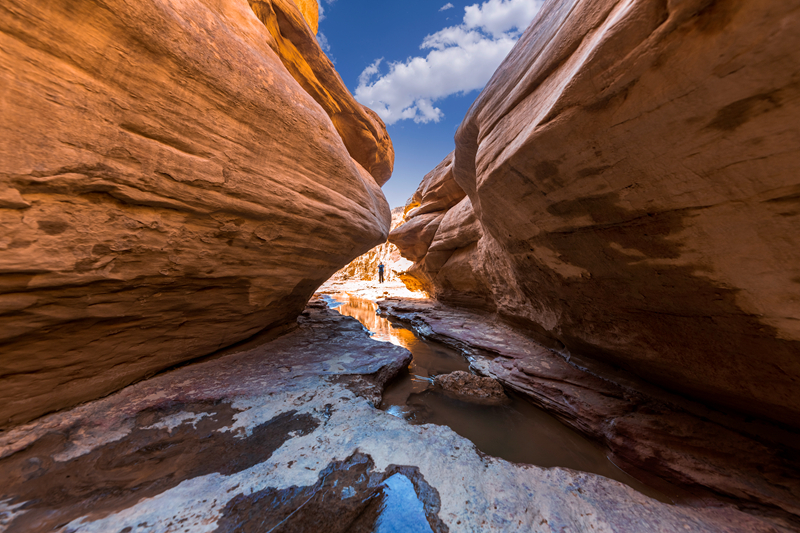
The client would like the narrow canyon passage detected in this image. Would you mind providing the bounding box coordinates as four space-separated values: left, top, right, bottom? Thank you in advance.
2 0 799 529
0 297 790 532
324 293 669 502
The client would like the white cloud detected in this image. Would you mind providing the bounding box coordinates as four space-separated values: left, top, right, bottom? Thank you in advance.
358 59 383 86
318 0 335 22
355 0 542 125
464 0 542 36
316 32 331 53
439 2 455 11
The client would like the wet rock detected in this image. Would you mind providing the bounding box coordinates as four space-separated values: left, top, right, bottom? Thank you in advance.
391 0 800 428
213 453 444 533
0 0 392 427
433 371 509 405
0 300 790 533
379 297 800 527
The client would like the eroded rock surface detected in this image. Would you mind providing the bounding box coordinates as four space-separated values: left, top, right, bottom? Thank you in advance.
0 0 392 427
390 0 800 428
433 371 509 405
0 301 791 533
330 207 413 283
378 297 800 528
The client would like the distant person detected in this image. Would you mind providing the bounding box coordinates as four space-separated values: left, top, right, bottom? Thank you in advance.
378 263 385 283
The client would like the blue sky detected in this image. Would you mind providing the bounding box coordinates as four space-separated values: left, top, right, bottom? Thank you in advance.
316 0 542 208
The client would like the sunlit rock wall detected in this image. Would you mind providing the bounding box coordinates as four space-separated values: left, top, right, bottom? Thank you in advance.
289 0 320 33
0 0 392 427
332 207 413 283
392 0 800 426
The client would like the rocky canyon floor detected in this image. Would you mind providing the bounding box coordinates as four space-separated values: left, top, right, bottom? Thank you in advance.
0 292 796 533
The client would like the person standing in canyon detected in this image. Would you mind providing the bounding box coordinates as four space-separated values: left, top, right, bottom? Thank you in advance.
378 263 385 283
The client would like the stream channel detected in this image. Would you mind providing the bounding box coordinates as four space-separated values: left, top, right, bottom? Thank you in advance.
323 293 670 503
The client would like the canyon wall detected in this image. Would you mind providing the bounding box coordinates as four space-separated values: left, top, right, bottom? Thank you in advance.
0 0 393 427
330 207 413 283
391 0 800 427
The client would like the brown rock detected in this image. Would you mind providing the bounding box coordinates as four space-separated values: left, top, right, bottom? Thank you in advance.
378 297 800 523
329 207 413 283
428 196 482 254
388 211 445 263
395 0 800 427
433 370 509 405
249 0 394 185
0 0 391 427
404 152 465 218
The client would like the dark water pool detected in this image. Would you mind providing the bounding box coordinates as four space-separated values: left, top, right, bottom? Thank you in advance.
324 293 671 503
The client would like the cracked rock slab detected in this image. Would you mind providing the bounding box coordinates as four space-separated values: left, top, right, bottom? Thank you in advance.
378 297 800 529
0 302 791 532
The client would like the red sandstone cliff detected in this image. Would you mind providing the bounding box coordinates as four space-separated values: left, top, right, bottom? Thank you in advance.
391 0 800 427
0 0 393 427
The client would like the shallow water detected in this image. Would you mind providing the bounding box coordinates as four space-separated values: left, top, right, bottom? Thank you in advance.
324 293 671 502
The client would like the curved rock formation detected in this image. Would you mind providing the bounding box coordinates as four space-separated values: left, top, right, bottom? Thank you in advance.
0 0 392 427
392 0 800 427
249 0 394 185
286 0 320 33
330 207 412 283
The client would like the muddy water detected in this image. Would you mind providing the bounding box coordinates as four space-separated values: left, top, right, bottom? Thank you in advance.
325 294 670 502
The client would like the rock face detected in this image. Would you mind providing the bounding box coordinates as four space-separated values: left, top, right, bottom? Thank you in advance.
0 300 791 533
0 0 392 427
391 0 800 427
287 0 320 33
433 371 509 405
379 298 800 525
331 207 413 283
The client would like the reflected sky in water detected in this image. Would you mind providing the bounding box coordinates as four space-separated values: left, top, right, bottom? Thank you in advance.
325 293 671 503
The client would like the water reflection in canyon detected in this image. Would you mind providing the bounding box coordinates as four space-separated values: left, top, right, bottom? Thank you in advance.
325 293 670 503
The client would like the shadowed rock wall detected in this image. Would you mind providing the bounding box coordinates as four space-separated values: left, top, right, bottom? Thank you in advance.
0 0 392 427
391 0 800 427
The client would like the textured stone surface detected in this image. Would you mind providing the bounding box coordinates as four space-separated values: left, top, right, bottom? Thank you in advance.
0 301 791 533
378 297 800 527
249 0 394 185
288 0 319 33
0 0 391 427
330 207 413 283
391 0 800 427
433 371 509 405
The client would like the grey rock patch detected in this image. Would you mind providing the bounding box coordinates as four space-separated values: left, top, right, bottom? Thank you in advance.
0 301 791 532
378 297 800 528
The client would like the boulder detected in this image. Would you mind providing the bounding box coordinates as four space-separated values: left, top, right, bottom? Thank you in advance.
392 0 800 427
388 212 445 263
0 0 392 427
433 370 509 405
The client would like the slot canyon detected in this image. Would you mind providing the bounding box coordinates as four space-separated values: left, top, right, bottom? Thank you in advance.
1 0 799 531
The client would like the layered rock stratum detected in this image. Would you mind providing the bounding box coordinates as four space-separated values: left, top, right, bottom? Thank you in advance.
0 0 392 427
390 0 800 427
379 298 800 524
0 300 792 533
